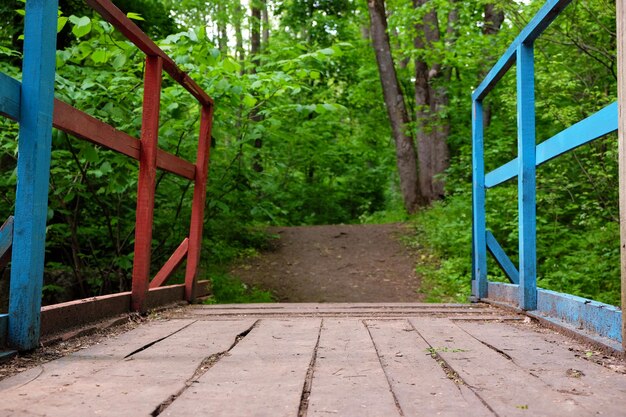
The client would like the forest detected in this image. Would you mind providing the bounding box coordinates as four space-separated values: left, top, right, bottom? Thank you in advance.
0 0 620 306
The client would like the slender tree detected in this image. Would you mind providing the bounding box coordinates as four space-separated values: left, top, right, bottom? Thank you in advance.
413 0 451 203
367 0 423 212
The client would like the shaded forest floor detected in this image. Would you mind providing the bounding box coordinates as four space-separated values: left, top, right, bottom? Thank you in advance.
229 223 424 302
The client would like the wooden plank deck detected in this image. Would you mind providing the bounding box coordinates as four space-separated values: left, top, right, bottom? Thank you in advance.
1 303 626 416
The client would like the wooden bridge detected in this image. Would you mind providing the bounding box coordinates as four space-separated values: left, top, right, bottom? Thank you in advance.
3 303 626 416
2 0 626 415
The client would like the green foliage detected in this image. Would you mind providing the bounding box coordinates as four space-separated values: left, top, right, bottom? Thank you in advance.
203 273 274 304
0 0 621 307
410 198 472 303
0 2 398 304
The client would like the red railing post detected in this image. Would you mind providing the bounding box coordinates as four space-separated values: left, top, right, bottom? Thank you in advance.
184 105 214 301
131 55 163 312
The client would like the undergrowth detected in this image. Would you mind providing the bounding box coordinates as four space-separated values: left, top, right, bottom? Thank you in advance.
201 225 277 304
203 273 274 304
410 193 621 306
406 198 472 303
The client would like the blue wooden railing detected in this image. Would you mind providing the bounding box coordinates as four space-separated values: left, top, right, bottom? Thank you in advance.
472 0 621 347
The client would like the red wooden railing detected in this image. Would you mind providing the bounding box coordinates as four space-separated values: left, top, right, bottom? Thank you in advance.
54 0 214 312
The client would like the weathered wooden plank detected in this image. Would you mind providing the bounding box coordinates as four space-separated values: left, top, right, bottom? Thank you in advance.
456 320 626 416
365 319 492 417
131 55 163 313
164 319 321 416
0 319 195 391
536 288 621 342
191 302 491 313
472 99 488 299
411 318 595 416
0 320 254 416
517 43 537 310
8 0 59 351
306 319 401 417
184 105 213 301
617 0 626 354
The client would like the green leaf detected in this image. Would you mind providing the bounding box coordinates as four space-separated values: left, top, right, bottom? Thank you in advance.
57 16 68 33
243 95 257 108
91 49 107 64
112 53 127 69
70 16 92 38
126 12 145 21
81 146 99 163
222 57 241 73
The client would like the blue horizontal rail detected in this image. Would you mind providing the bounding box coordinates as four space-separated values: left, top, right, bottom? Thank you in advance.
472 0 572 101
485 102 618 188
0 73 21 121
486 231 519 284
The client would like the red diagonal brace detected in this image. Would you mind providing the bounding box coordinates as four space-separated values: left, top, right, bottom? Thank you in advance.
150 238 189 289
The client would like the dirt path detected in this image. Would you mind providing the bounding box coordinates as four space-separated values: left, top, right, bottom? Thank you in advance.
230 223 424 302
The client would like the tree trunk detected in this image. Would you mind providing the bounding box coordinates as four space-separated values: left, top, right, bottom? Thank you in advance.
217 2 228 55
250 1 261 67
367 0 423 213
262 0 270 50
413 0 450 203
234 0 245 65
250 1 264 171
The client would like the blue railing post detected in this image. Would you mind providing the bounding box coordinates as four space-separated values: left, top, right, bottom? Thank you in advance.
516 43 537 310
8 0 59 351
472 99 488 299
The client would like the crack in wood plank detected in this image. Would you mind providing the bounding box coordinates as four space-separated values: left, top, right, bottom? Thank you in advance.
363 320 406 417
150 319 260 416
408 320 501 417
298 318 323 417
453 322 514 361
123 320 197 359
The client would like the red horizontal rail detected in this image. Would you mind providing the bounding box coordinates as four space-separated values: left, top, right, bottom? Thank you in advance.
85 0 213 108
53 100 196 180
150 238 189 289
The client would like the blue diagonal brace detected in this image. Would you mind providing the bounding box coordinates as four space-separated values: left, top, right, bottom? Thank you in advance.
486 231 519 285
0 216 14 269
